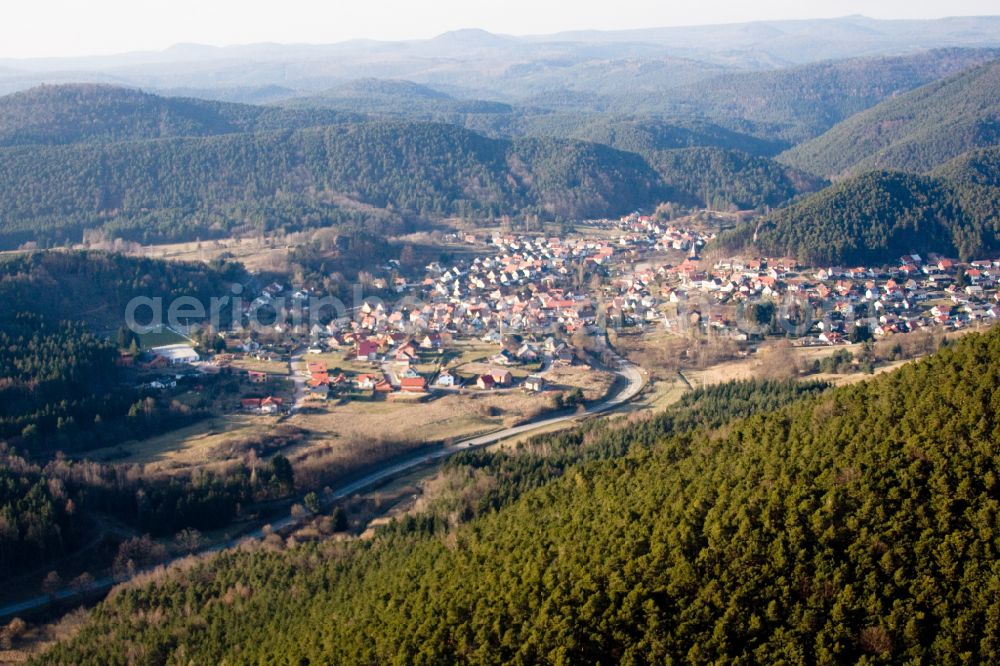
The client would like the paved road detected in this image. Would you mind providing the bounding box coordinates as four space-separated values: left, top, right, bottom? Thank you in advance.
0 358 644 620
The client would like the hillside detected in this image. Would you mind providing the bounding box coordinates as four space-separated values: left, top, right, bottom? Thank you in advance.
932 147 1000 233
780 60 1000 177
0 84 359 146
0 120 665 248
0 85 835 248
36 324 1000 663
718 166 1000 265
0 250 243 330
645 147 824 210
0 251 244 456
283 85 789 156
514 114 786 157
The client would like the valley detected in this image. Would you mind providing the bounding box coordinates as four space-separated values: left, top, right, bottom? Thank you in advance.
1 11 1000 664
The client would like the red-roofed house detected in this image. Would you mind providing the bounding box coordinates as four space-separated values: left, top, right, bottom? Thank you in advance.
400 376 427 393
357 340 379 361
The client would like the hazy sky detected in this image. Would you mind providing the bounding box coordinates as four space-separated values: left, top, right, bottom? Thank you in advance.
1 0 998 59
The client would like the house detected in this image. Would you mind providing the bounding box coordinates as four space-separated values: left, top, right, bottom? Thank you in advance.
420 333 442 349
489 369 512 386
356 340 379 361
247 370 268 383
400 376 427 393
490 349 515 366
516 343 540 362
355 374 378 390
555 348 575 365
435 370 458 387
476 374 496 390
524 374 546 392
308 374 329 388
241 398 262 411
818 332 844 345
394 344 419 362
306 385 329 401
259 396 284 414
931 305 952 318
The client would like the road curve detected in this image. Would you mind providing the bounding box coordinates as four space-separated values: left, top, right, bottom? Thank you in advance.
0 358 645 620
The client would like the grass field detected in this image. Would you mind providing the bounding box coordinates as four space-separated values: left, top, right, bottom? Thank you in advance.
126 237 292 273
228 357 290 376
542 364 615 401
138 327 192 349
442 341 499 367
89 378 558 478
84 415 275 470
626 375 689 413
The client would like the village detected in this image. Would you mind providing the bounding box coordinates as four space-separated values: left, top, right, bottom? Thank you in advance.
125 210 1000 419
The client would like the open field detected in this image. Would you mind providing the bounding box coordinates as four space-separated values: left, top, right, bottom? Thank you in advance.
84 414 278 469
626 375 689 413
83 383 558 477
124 237 292 273
288 390 551 449
303 351 380 375
455 361 539 381
442 340 500 367
542 364 615 401
228 357 290 376
137 327 192 349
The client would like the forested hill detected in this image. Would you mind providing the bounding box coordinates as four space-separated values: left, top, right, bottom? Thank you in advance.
0 250 244 330
283 78 515 117
779 59 1000 178
643 147 825 210
577 48 1000 144
0 121 665 248
0 84 360 146
284 88 788 156
0 251 244 456
37 320 1000 663
718 153 1000 265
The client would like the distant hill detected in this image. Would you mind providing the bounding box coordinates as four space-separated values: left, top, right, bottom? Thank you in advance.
718 154 1000 264
4 16 1000 97
514 114 786 157
283 79 514 116
0 84 359 146
0 119 666 248
602 48 1000 143
285 85 788 156
151 84 302 106
780 60 1000 177
0 85 830 248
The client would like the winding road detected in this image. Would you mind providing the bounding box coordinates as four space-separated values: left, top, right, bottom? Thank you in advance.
0 357 645 620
